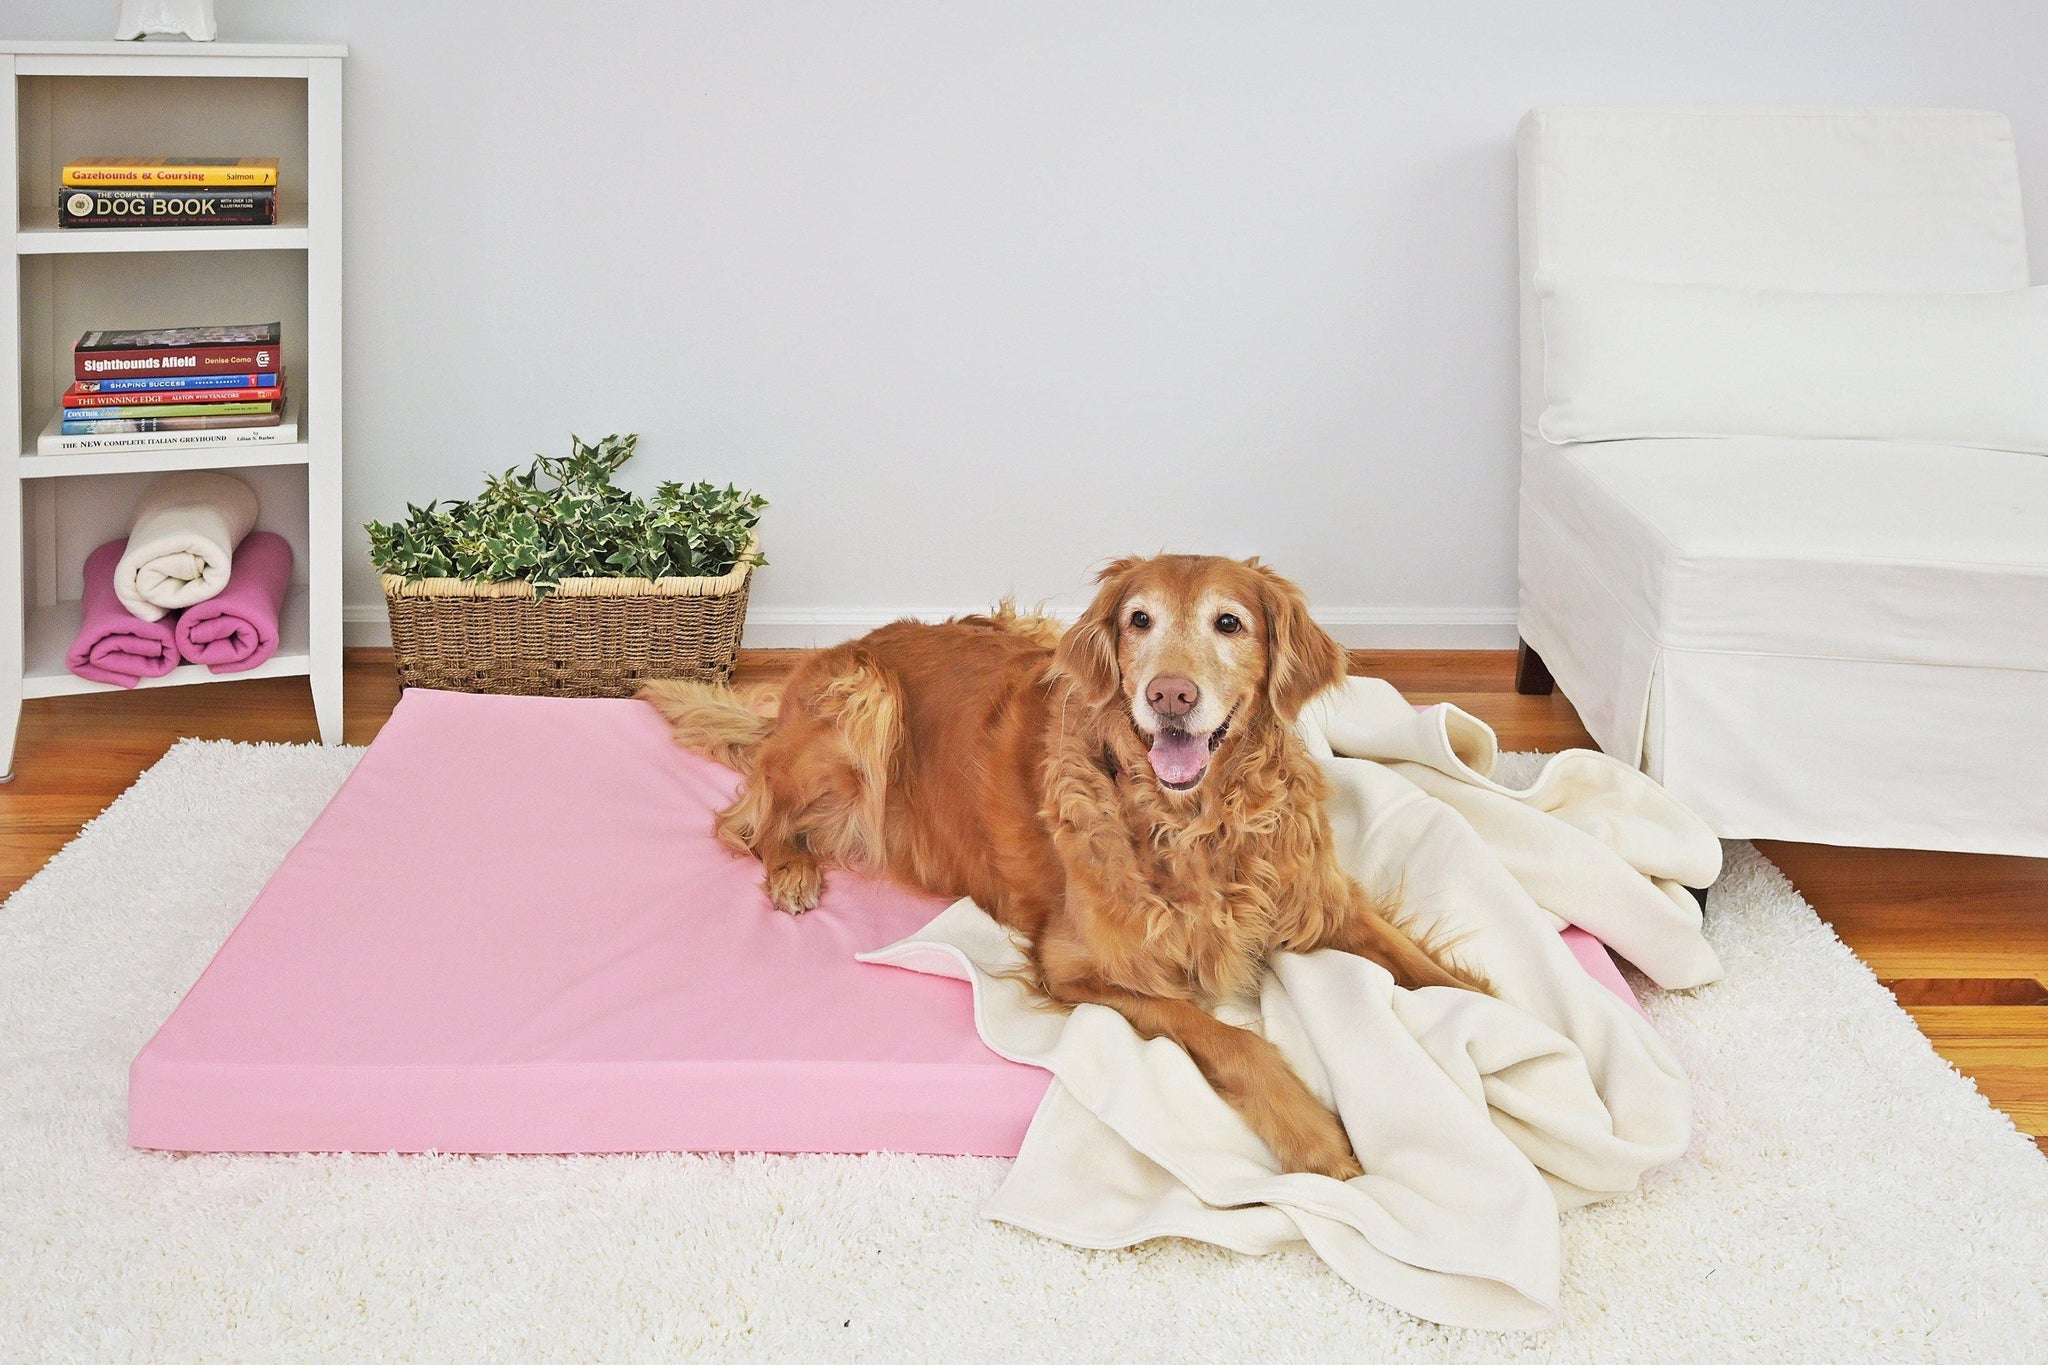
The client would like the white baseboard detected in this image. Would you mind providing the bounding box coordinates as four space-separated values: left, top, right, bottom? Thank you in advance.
345 602 1517 650
344 606 385 648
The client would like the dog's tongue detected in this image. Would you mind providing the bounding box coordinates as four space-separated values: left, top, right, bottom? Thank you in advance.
1148 730 1208 786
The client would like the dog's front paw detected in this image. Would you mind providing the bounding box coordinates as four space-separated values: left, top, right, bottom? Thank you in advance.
762 857 823 915
1299 1144 1364 1182
1271 1112 1364 1181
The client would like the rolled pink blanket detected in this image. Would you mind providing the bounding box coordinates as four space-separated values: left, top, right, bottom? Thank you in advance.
173 531 293 673
66 539 180 687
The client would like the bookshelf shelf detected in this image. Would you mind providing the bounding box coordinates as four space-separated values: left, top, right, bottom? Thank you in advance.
22 583 310 700
3 40 347 60
14 440 312 481
0 42 345 777
17 202 309 253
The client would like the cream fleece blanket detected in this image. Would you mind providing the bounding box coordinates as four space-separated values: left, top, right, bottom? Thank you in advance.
860 676 1724 1331
113 471 259 621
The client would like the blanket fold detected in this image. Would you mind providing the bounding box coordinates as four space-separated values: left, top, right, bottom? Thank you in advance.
859 675 1724 1331
65 539 180 687
113 471 258 621
172 531 292 672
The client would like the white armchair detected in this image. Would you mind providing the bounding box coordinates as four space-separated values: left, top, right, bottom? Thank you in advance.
1515 108 2048 855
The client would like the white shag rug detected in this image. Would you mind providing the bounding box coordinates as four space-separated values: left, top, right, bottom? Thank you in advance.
1 740 2044 1363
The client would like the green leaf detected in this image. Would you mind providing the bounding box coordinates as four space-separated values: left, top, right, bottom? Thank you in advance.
364 433 766 593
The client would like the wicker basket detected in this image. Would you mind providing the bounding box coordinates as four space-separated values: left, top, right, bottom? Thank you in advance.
381 538 757 697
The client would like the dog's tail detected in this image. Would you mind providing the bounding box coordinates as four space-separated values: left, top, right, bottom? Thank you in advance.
986 597 1067 650
637 679 780 775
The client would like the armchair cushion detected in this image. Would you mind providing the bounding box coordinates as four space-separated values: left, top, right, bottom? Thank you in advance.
1523 436 2048 672
1536 272 2048 453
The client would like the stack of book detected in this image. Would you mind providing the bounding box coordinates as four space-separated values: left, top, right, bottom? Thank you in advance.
42 322 296 455
58 157 278 228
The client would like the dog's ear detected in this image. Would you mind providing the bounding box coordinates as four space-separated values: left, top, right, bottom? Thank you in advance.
1052 557 1141 706
1249 559 1346 720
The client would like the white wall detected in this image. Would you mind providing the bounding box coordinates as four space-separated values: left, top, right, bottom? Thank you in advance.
11 1 2048 645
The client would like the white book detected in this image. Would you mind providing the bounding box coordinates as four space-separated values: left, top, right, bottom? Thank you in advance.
37 400 299 455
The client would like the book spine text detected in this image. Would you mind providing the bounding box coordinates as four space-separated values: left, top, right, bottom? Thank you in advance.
62 164 279 188
59 186 275 229
72 373 281 393
65 401 277 421
76 346 283 380
61 412 285 434
40 421 296 455
64 386 283 409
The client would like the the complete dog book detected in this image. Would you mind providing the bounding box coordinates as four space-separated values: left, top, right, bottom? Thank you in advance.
59 185 276 228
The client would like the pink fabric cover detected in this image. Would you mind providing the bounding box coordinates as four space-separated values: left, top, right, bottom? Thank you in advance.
1561 926 1649 1021
66 539 179 687
130 688 1646 1157
130 689 1050 1156
173 530 291 672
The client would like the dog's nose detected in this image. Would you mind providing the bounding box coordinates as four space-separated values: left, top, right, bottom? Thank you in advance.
1146 675 1200 719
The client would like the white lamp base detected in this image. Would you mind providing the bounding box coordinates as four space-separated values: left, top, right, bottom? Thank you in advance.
114 0 218 42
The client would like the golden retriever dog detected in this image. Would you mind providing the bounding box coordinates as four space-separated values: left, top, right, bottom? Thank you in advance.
642 555 1485 1179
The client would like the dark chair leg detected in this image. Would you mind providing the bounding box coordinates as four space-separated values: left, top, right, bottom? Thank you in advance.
1514 638 1556 696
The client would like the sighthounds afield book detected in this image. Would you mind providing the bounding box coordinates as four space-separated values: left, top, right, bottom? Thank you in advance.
73 323 283 380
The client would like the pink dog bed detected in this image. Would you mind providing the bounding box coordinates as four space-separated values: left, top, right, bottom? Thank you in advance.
130 688 1049 1155
130 688 1644 1156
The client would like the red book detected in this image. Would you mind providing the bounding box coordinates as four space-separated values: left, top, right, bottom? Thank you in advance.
63 383 283 408
73 322 282 381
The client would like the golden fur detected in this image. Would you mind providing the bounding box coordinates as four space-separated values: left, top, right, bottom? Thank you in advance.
642 555 1485 1178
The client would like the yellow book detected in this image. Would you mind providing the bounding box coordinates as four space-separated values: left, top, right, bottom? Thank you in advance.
61 157 279 188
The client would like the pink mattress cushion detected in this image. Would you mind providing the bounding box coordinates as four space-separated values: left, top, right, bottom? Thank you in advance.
1561 925 1649 1021
130 688 1647 1157
130 688 1051 1156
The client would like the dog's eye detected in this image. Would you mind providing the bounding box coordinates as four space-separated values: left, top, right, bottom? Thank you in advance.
1215 613 1242 635
1128 610 1151 630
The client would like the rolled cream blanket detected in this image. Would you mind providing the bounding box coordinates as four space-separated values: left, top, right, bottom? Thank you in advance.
66 540 180 687
173 531 292 673
114 471 259 621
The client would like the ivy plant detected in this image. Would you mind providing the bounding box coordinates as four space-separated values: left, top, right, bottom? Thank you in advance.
366 434 766 594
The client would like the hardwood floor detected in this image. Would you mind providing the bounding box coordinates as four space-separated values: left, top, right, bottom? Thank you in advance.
4 647 2043 1158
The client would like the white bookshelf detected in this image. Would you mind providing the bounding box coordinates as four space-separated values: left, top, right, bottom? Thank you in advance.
0 39 346 777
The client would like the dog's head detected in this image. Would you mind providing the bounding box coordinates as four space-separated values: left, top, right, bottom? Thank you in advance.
1053 554 1346 793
